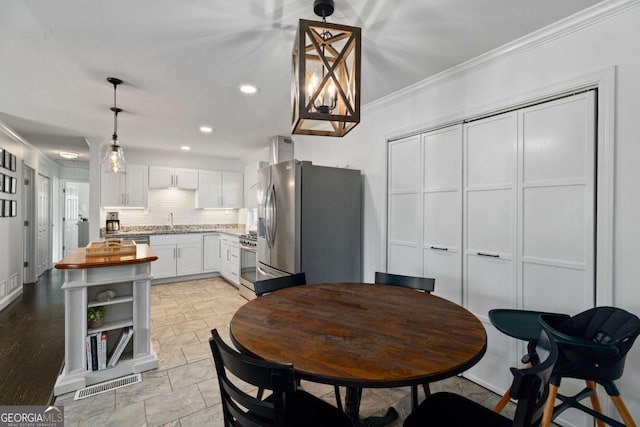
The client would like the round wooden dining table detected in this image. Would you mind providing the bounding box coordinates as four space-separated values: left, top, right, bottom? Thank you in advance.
230 282 487 426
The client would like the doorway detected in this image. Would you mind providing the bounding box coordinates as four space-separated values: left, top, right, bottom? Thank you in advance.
22 165 35 284
61 181 89 257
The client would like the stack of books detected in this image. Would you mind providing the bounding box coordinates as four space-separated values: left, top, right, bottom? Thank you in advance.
86 326 133 371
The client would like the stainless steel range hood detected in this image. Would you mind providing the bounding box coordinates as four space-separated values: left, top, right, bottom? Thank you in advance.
270 135 293 165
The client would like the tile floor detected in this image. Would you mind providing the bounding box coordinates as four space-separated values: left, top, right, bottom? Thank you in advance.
55 277 517 426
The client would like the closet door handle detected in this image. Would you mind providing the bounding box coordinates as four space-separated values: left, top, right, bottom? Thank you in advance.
430 246 448 251
477 252 500 258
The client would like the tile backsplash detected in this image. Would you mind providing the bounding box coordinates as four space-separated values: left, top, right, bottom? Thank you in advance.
101 189 244 226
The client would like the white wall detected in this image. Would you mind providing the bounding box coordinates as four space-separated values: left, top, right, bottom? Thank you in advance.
295 1 640 418
0 122 61 309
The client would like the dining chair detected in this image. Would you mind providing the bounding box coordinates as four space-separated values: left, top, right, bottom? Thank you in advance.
538 307 640 427
254 272 306 297
209 328 352 427
404 330 558 427
374 271 436 410
374 271 435 293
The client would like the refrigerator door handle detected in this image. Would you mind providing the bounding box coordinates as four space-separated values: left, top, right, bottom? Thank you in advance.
265 183 276 248
269 184 277 248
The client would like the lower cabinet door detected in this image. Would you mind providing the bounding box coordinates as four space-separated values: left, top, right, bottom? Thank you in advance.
151 244 177 279
177 243 203 276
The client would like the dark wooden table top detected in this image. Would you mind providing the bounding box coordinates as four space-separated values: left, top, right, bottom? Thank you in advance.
54 244 158 269
230 282 487 388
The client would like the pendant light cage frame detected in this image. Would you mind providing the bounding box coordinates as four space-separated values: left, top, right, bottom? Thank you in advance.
291 18 361 137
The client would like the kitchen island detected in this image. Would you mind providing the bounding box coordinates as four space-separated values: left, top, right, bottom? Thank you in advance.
53 244 159 396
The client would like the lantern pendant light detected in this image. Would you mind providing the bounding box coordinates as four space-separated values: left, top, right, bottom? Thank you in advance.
102 77 126 174
291 0 361 137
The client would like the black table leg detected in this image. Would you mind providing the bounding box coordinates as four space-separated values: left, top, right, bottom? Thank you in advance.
344 386 399 427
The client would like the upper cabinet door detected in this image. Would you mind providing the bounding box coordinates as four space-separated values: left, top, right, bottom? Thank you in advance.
101 170 125 207
125 164 149 207
174 168 198 190
149 166 198 190
148 166 174 188
222 172 243 208
196 170 223 208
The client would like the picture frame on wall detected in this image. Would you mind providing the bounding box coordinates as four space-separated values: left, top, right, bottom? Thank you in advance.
0 173 3 193
3 175 9 193
0 199 4 217
10 154 16 171
11 200 17 217
2 200 9 217
0 148 4 168
11 177 17 194
2 150 9 170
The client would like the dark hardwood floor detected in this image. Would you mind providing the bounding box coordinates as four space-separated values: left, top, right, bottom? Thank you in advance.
0 269 65 405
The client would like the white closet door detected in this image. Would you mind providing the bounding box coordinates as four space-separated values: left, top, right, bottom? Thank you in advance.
387 135 421 275
518 92 595 313
422 125 462 304
518 92 595 427
463 112 518 392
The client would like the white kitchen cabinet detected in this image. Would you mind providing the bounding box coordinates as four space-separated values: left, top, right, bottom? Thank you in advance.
101 164 148 208
202 234 221 272
244 161 268 208
220 234 239 285
150 234 202 279
148 166 198 190
196 170 243 208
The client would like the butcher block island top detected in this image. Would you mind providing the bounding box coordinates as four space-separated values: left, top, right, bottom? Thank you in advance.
55 243 158 270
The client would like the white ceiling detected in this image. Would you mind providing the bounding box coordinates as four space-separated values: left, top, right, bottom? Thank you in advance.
0 0 602 164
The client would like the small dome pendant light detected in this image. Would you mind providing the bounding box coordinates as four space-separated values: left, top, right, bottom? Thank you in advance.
102 77 126 174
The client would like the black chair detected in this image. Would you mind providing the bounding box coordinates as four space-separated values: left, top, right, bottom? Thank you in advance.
254 272 306 297
404 330 559 427
374 271 435 293
538 307 640 427
209 328 351 427
374 271 436 410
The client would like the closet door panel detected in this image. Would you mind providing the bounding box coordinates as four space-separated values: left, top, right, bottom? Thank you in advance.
465 323 515 393
389 136 420 192
424 249 461 304
466 256 514 316
523 263 587 313
523 186 586 263
522 99 589 182
466 189 512 255
422 125 463 305
466 118 514 187
388 245 421 276
389 194 418 244
423 192 458 248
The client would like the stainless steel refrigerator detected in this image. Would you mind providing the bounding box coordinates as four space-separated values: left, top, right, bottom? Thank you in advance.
257 160 362 284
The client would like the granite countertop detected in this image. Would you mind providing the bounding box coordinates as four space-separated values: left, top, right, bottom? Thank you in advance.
101 225 244 238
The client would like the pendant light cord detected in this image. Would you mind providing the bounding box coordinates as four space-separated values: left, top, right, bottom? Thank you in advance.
112 82 119 142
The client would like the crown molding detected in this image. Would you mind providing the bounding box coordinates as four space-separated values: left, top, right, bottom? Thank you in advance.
364 0 639 113
0 119 60 169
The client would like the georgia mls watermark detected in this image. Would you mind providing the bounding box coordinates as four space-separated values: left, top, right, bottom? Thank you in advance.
0 406 63 427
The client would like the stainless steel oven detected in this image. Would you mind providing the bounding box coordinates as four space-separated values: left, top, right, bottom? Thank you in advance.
238 233 257 300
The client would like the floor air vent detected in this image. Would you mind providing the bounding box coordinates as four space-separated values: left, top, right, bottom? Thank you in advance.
74 374 141 400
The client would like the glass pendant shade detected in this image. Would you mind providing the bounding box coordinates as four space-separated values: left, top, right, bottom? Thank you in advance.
292 18 361 137
102 140 126 174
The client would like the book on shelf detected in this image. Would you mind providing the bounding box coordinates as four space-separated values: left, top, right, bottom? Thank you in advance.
99 331 107 370
90 334 99 371
107 326 133 368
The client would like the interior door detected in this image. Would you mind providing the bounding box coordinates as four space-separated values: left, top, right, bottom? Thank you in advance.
422 125 463 304
463 112 518 393
37 174 50 276
63 182 79 256
517 92 595 427
387 135 421 275
22 165 35 284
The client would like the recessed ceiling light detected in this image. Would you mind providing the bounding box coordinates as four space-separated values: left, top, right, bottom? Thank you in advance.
239 84 258 94
199 126 213 134
180 146 191 151
59 151 79 159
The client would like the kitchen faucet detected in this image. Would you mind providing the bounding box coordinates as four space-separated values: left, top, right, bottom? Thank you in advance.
168 212 173 227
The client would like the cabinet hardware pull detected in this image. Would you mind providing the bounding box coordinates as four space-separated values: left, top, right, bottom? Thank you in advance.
477 252 500 258
430 246 448 251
